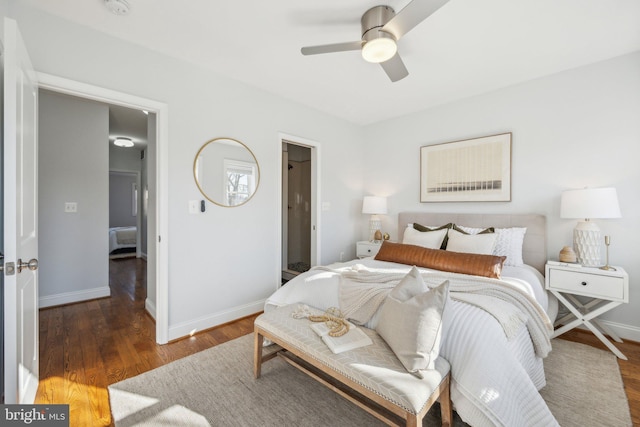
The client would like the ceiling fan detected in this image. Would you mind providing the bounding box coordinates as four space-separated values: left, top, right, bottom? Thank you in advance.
300 0 449 82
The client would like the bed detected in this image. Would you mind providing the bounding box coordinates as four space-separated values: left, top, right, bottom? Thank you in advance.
264 212 559 426
109 226 137 256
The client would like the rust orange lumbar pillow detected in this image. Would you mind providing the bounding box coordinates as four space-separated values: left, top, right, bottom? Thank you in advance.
374 241 506 279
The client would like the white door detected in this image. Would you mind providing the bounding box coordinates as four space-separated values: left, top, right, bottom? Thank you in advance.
3 17 39 404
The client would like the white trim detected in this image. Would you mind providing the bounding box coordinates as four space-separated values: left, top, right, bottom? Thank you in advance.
167 300 265 341
145 297 156 320
39 286 111 309
277 132 321 289
36 72 170 344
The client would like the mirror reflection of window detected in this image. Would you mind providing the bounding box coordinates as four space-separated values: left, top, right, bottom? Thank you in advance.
224 159 256 206
193 137 260 207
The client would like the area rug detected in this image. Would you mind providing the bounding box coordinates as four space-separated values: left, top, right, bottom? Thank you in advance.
109 335 632 426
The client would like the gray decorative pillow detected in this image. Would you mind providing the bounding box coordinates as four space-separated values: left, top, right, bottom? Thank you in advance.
376 267 450 378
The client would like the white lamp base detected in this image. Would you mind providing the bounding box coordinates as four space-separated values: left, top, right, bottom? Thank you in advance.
369 216 381 242
574 220 601 267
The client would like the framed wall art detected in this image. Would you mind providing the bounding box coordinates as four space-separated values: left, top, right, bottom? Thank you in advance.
420 132 512 202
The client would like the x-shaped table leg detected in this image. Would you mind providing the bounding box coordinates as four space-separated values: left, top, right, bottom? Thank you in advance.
551 290 627 360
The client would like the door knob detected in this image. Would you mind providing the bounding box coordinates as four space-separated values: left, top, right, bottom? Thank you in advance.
17 258 38 273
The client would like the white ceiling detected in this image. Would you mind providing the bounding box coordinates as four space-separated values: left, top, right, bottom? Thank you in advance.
23 0 640 125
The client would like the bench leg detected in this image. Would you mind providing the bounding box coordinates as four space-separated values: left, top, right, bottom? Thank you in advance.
440 374 452 427
406 415 418 427
254 331 264 379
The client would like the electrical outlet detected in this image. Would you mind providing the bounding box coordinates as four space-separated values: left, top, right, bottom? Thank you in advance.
64 202 78 213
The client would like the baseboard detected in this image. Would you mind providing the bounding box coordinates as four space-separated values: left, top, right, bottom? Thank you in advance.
168 299 265 341
577 319 640 343
39 286 111 308
145 298 156 320
138 251 148 260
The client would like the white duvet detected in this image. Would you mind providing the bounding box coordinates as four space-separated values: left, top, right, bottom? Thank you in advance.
265 258 559 427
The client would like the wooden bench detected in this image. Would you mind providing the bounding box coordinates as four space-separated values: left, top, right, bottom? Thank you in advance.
254 304 452 427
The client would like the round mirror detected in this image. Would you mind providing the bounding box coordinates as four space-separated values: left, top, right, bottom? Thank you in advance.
193 137 260 207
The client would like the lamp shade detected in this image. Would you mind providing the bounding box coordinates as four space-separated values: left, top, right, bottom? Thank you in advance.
362 196 387 215
560 187 621 220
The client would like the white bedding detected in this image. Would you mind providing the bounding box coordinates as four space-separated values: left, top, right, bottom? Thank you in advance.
265 258 559 427
109 226 137 253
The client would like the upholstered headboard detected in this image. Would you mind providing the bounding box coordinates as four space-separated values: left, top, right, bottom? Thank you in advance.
397 212 547 274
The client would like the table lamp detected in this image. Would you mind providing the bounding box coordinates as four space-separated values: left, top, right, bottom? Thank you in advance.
362 196 387 242
560 187 621 267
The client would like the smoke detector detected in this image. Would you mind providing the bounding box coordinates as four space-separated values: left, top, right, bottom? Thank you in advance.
104 0 130 16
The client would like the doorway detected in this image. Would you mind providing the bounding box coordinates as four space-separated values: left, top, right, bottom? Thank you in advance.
280 136 319 284
37 72 169 344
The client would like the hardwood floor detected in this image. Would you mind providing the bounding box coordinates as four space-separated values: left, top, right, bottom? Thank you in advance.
36 258 639 426
35 258 258 426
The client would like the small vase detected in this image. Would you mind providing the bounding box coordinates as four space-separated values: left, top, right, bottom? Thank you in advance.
559 246 577 263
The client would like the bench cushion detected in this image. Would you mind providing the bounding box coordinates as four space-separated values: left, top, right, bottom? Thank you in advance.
255 304 450 415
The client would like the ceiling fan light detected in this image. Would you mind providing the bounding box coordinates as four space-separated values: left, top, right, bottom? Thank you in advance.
362 38 397 63
114 137 134 148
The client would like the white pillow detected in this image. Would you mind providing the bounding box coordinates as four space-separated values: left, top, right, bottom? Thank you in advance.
402 226 448 249
455 225 489 234
446 228 497 255
455 225 526 266
376 267 449 378
494 227 527 266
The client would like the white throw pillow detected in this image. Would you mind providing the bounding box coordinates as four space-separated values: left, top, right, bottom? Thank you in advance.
402 226 448 249
376 267 449 378
455 225 490 235
446 228 497 255
454 225 527 266
494 227 527 266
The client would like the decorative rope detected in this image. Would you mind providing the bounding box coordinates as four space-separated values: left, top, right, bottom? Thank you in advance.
291 305 350 337
309 307 351 337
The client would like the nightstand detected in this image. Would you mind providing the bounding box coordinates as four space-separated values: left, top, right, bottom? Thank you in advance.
356 241 382 258
545 262 629 360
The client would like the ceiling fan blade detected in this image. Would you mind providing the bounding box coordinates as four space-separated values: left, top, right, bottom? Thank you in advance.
382 0 450 40
380 53 409 82
301 41 363 56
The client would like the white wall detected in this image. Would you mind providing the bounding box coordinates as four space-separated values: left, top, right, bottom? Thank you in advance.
12 5 364 338
363 52 640 338
109 172 137 228
38 90 110 306
109 144 142 171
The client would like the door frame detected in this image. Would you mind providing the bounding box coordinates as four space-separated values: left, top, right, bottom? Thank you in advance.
277 132 320 286
37 73 170 344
